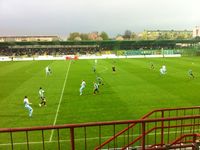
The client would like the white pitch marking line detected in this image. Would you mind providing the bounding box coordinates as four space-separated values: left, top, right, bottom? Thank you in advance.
49 60 71 142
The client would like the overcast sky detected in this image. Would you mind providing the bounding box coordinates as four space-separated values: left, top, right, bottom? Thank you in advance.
0 0 200 37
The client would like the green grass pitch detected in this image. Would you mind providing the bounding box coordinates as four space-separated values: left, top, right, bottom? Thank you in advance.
0 57 200 149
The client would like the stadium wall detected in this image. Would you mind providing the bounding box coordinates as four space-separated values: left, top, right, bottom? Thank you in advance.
0 54 181 62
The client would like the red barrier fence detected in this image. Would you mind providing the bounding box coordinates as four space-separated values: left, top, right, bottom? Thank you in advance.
0 106 199 150
96 106 200 150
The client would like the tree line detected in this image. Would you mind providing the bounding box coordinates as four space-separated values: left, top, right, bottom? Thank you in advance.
67 30 194 41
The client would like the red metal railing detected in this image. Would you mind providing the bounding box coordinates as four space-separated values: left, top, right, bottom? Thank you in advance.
0 106 199 150
95 106 200 149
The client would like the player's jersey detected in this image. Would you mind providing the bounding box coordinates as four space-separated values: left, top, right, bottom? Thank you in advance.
24 98 30 107
45 66 49 72
94 83 98 89
162 65 166 72
81 81 86 88
39 89 45 97
160 68 165 74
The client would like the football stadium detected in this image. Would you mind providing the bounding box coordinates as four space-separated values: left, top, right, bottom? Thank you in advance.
1 0 200 149
0 39 200 150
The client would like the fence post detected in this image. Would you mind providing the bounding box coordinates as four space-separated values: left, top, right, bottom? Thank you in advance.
142 122 146 149
26 131 30 150
10 132 14 150
161 110 164 147
70 127 75 150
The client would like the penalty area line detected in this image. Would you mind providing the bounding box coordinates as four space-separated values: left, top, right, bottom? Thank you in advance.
49 60 71 142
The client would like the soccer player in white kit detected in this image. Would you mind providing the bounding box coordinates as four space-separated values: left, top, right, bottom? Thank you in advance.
160 65 167 75
94 59 97 64
45 66 51 76
79 80 86 95
24 96 33 117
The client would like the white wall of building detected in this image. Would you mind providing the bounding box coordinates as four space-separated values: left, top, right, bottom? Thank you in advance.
193 26 200 37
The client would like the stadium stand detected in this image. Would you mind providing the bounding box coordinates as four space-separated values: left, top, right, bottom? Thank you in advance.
0 39 200 57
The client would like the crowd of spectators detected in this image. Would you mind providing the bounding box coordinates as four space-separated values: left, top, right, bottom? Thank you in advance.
0 47 100 57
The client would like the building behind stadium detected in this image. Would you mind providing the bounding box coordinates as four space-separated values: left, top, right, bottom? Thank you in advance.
0 35 59 42
193 26 200 37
